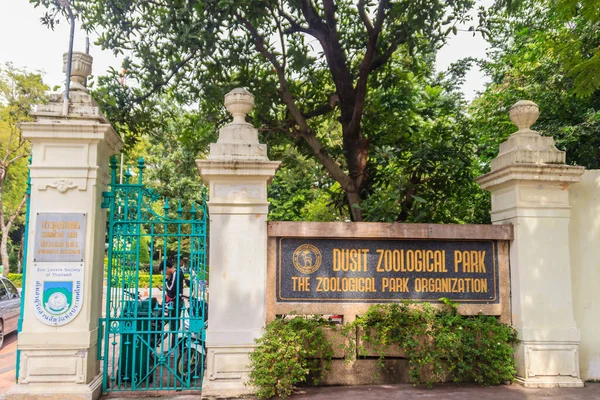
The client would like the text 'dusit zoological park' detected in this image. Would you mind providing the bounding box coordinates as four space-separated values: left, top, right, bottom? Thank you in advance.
276 238 499 303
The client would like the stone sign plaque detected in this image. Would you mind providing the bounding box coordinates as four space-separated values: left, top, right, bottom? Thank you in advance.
33 213 87 262
276 238 499 304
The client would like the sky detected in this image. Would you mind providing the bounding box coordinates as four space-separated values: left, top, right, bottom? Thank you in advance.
1 0 492 101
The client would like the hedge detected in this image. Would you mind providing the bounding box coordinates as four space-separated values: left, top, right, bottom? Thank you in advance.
6 273 195 289
7 273 22 288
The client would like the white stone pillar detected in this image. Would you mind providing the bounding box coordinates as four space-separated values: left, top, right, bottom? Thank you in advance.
196 89 280 397
8 53 122 399
477 101 584 388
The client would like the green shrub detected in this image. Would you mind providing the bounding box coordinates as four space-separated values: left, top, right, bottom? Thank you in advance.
344 300 519 387
248 316 334 399
8 273 22 288
107 272 165 288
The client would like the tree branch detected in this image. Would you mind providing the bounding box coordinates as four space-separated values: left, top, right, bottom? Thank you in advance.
296 129 354 191
133 52 196 103
299 0 355 125
302 94 339 119
269 2 287 70
5 192 27 232
322 0 338 33
371 30 408 71
277 5 316 36
299 0 326 32
6 153 27 168
234 10 354 192
349 0 389 136
357 0 374 35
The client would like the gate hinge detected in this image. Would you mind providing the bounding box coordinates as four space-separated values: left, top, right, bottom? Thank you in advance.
101 191 114 209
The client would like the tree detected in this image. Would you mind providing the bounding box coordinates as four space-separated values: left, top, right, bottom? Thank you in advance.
0 63 47 275
33 0 476 221
488 0 600 97
472 0 600 170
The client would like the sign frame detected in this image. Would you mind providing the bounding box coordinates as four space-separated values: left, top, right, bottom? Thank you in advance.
276 237 500 304
33 212 87 263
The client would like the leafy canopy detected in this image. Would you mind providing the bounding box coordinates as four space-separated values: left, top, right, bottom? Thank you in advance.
32 0 482 222
0 63 47 274
473 0 600 170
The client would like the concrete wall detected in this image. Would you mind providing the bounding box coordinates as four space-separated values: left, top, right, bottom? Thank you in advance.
569 170 600 381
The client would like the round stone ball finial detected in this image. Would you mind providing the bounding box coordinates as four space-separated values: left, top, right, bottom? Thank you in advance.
509 100 539 133
224 88 254 124
63 51 93 92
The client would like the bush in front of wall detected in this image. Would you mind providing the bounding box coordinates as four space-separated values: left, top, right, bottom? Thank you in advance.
344 300 519 387
247 302 519 398
247 315 334 399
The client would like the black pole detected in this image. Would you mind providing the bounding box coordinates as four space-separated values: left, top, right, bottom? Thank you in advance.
63 5 75 115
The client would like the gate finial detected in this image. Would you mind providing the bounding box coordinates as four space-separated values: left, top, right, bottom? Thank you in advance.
509 100 539 135
137 157 145 184
224 88 254 124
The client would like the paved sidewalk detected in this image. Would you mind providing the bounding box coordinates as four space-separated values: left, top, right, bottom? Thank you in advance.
0 333 17 397
103 382 600 399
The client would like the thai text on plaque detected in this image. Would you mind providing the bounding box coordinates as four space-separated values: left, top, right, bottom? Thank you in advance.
33 213 87 262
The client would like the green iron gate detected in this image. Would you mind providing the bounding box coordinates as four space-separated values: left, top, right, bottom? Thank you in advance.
100 157 208 393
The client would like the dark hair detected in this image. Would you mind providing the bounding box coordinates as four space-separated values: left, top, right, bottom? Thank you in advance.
159 258 174 272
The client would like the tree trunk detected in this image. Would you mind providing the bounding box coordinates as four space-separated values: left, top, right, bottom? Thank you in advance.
18 232 24 274
346 190 363 222
1 228 9 277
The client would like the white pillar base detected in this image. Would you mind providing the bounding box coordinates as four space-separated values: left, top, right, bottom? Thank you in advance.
515 376 584 388
6 373 102 400
201 345 255 399
514 341 584 388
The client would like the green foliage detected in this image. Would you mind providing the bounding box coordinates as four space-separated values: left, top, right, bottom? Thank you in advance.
137 229 151 267
137 274 163 289
473 0 600 171
104 271 199 289
344 302 519 387
267 149 347 222
248 316 334 399
0 63 48 274
486 0 600 97
31 0 482 222
7 273 22 288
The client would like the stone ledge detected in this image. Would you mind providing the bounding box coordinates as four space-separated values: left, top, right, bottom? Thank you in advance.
268 221 514 240
515 376 584 388
477 163 585 190
6 373 102 400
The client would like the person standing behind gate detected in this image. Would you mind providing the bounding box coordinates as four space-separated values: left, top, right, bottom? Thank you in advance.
159 258 185 353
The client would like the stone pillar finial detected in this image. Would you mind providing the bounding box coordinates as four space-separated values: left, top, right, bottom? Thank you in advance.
509 100 539 134
224 88 254 124
62 51 93 93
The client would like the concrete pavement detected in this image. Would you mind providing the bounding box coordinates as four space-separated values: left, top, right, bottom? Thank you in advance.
102 383 600 399
0 333 17 397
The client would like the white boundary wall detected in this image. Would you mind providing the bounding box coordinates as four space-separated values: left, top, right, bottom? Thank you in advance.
569 170 600 381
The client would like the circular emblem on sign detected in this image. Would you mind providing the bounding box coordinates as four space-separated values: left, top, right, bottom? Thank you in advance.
293 244 322 274
47 292 69 314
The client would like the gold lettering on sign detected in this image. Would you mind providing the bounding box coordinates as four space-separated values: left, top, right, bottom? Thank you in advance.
35 216 85 261
292 276 311 291
414 278 488 293
381 277 410 292
316 277 377 293
454 250 487 273
376 249 447 272
332 248 369 272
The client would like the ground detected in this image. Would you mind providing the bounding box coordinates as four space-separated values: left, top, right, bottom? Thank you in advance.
0 332 17 398
1 334 599 400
